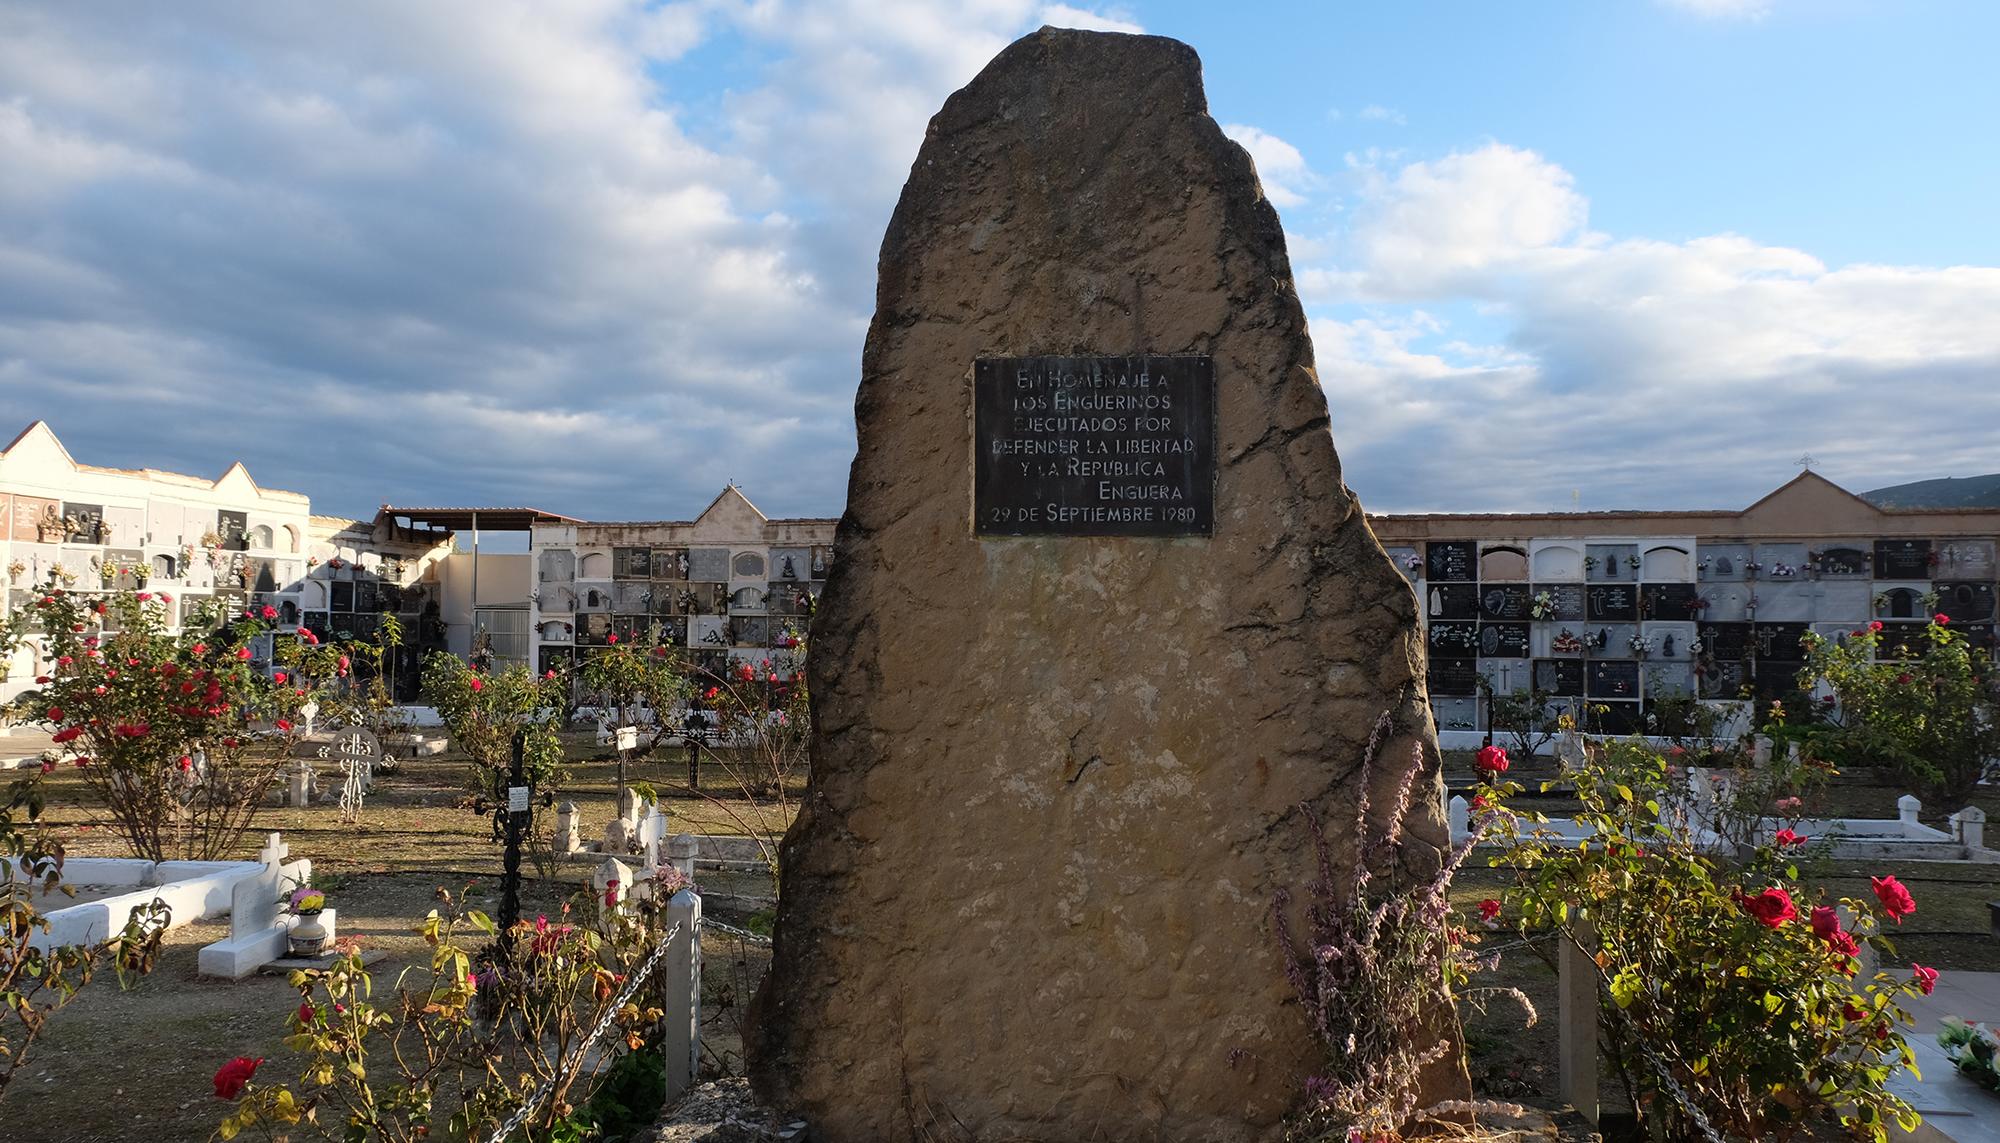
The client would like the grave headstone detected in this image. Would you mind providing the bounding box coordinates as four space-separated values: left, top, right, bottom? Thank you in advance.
749 27 1460 1138
1874 539 1932 580
1426 540 1475 582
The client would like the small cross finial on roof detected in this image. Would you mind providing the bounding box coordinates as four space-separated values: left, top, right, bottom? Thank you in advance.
1797 454 1817 470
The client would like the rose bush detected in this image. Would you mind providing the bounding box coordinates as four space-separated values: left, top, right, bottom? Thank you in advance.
1502 745 1937 1141
3 589 333 861
1797 618 1999 804
215 886 684 1142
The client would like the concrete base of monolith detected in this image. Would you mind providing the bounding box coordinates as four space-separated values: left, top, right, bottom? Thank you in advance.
751 26 1464 1141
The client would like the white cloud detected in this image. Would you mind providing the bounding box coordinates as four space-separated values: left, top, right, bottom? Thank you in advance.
1308 144 2000 511
1357 104 1406 126
1658 0 1773 20
1038 5 1144 34
1222 123 1314 209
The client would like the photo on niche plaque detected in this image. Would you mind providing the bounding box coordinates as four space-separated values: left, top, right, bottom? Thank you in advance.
1479 584 1531 620
1422 582 1480 621
1586 584 1638 622
1533 657 1585 696
652 549 690 581
1478 622 1531 658
1427 621 1479 656
1873 539 1933 580
1935 581 1997 622
1425 541 1476 582
1697 659 1751 699
1427 657 1479 696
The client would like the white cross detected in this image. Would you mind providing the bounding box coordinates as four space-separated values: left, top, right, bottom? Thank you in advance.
258 832 289 868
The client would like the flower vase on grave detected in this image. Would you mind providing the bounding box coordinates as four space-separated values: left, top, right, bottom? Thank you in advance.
289 910 330 958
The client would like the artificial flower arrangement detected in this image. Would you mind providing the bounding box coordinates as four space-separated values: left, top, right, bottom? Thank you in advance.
1939 1018 2000 1094
1530 590 1557 620
285 887 326 916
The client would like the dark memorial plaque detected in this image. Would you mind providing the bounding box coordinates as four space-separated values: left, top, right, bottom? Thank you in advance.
973 355 1215 537
1874 539 1932 580
1817 546 1870 577
1427 621 1479 656
1531 583 1585 621
1479 584 1531 620
1586 584 1638 622
1479 621 1530 658
1753 622 1812 662
1423 582 1480 621
1937 581 1996 622
1641 583 1699 620
1593 701 1642 736
1428 657 1479 696
1587 660 1640 700
1700 622 1753 661
1426 541 1475 582
1533 657 1584 696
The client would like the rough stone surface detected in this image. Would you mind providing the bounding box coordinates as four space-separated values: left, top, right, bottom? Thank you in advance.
751 27 1457 1142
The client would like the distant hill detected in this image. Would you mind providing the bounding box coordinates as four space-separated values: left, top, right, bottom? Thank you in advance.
1863 473 2000 509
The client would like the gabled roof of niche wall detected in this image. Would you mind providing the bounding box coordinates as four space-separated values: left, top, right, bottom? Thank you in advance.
0 420 310 505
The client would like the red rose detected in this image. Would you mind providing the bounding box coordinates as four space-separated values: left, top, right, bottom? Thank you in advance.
192 643 207 655
337 655 350 672
607 634 619 644
1828 928 1860 959
1868 620 1883 632
46 705 64 721
179 755 193 772
52 726 82 744
1911 964 1937 995
261 605 278 620
469 677 483 692
1896 673 1913 685
236 647 252 661
272 671 287 684
1477 899 1502 922
1741 887 1796 929
1935 613 1950 626
1774 828 1806 849
296 1002 316 1024
213 1055 263 1100
275 719 293 732
1871 875 1915 923
1475 745 1509 774
1843 1000 1866 1022
1810 905 1840 941
544 669 557 679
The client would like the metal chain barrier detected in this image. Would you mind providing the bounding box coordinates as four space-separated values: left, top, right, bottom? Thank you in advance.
1593 971 1733 1143
483 917 688 1143
703 918 773 946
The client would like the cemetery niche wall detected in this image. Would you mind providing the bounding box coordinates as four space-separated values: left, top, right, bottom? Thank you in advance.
1369 471 2000 741
750 27 1461 1142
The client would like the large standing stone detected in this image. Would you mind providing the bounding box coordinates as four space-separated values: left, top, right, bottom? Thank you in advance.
751 27 1457 1141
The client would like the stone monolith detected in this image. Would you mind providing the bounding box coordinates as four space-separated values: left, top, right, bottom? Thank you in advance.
751 26 1458 1141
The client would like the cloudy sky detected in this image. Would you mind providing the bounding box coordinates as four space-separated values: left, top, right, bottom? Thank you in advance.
3 0 1996 521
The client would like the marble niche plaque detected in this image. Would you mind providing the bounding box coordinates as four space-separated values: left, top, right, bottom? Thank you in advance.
1423 582 1480 621
1698 622 1753 661
1815 580 1873 622
1385 547 1421 584
1698 543 1751 582
1753 543 1811 581
1589 623 1639 659
1639 621 1697 661
1530 583 1585 621
1533 657 1585 696
1586 583 1638 622
1428 657 1480 696
1428 621 1479 657
1640 583 1699 621
1643 662 1695 700
1935 581 1996 622
1701 584 1753 623
1753 622 1813 662
1477 658 1533 696
1585 543 1639 582
1479 584 1532 620
1935 540 1996 580
1753 581 1817 623
1426 541 1476 583
1814 544 1871 577
1431 696 1481 732
1478 622 1531 658
1873 539 1932 581
1588 660 1641 700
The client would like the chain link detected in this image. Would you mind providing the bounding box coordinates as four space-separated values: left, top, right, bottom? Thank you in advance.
703 919 773 946
483 917 687 1143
